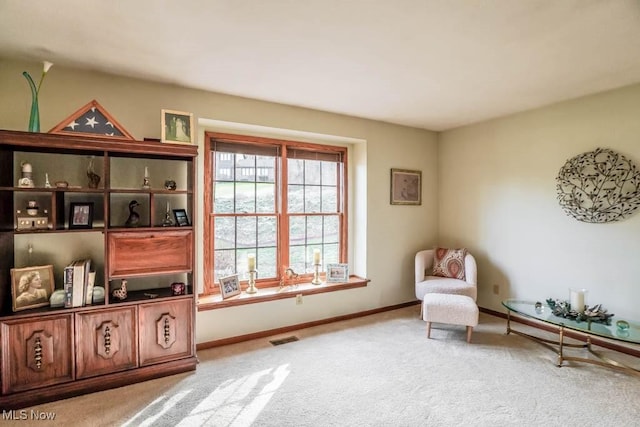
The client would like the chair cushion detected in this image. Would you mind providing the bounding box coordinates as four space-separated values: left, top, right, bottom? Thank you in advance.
432 247 466 280
416 276 477 301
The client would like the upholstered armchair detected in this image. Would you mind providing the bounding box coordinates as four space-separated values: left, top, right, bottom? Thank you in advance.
415 249 477 302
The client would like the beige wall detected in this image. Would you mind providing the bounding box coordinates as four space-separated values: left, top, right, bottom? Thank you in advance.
0 59 439 343
438 83 640 320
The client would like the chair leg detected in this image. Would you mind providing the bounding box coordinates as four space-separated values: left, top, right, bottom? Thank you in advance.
426 321 432 338
466 326 473 343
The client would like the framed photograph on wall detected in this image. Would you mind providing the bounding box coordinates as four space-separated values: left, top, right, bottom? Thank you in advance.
390 168 422 205
69 202 94 229
10 265 55 312
326 263 349 283
219 274 241 299
161 109 194 145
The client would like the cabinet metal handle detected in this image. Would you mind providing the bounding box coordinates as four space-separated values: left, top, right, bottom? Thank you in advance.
164 317 171 344
104 325 111 355
34 337 43 370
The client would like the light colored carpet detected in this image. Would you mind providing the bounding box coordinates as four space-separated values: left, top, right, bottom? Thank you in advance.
11 306 640 427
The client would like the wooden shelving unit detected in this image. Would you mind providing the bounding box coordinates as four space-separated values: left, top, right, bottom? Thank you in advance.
0 130 198 409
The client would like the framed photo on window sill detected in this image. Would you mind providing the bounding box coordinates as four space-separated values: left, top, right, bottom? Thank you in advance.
219 274 241 299
326 263 349 283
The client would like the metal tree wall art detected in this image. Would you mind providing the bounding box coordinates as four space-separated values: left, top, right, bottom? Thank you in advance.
556 148 640 223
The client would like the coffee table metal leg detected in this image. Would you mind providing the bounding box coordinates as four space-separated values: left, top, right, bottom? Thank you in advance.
557 325 565 367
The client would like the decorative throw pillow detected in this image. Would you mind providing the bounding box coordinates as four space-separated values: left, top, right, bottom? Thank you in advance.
432 248 467 280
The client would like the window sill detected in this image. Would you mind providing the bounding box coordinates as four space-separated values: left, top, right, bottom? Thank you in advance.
197 275 370 311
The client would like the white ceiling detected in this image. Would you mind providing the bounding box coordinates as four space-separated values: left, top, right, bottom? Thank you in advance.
2 1 640 131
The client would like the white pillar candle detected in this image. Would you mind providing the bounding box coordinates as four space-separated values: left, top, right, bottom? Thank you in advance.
247 254 255 271
144 166 149 177
570 289 587 312
313 249 320 265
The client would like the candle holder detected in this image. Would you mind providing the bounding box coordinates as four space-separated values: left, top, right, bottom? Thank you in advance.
311 263 323 285
246 270 258 294
142 166 150 190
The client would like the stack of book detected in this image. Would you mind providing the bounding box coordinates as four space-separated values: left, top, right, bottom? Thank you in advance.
63 259 96 308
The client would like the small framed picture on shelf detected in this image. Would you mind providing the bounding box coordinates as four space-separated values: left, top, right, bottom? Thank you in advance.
161 109 194 145
326 263 349 283
171 282 186 296
219 274 241 299
69 202 94 229
173 209 190 226
10 265 55 312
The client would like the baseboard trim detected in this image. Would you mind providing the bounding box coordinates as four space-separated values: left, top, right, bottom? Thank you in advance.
481 306 640 358
196 300 420 350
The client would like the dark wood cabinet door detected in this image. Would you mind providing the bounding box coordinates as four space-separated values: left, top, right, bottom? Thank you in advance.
75 307 138 379
139 299 193 366
1 314 74 394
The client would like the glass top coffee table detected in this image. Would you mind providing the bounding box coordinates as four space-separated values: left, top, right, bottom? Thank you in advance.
502 299 639 376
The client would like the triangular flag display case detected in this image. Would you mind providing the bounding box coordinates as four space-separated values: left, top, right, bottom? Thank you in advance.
49 99 135 140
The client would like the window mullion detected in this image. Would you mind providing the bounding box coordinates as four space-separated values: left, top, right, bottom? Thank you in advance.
280 149 289 274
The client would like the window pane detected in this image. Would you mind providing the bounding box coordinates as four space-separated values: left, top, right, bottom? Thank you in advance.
305 185 321 212
257 247 276 278
236 154 255 182
323 215 340 243
289 216 305 246
214 182 234 213
289 244 306 273
256 183 275 213
235 182 255 213
321 186 337 213
216 152 235 181
323 243 340 265
256 156 275 183
215 217 236 249
305 160 321 185
322 162 337 185
214 249 235 282
258 216 277 247
237 216 257 248
288 159 303 184
288 184 304 213
307 215 323 245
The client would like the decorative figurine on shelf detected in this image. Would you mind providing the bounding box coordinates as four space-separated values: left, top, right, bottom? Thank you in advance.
86 156 101 189
44 173 51 188
112 279 128 300
26 200 39 216
279 267 300 290
164 180 177 190
142 166 150 190
125 200 141 227
18 161 34 188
